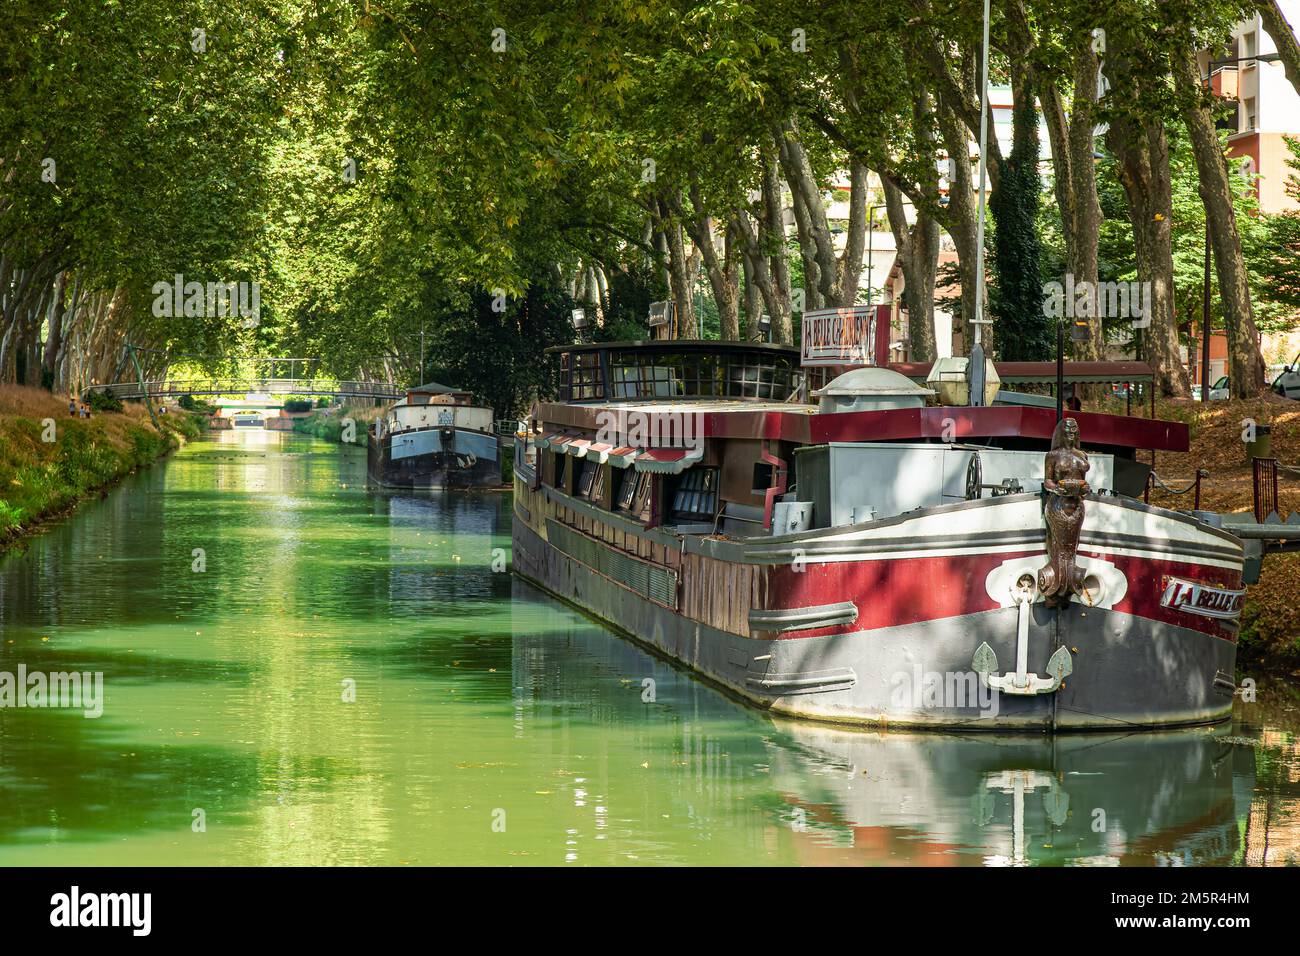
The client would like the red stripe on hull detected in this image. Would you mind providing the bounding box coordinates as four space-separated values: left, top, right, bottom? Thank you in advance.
764 550 1241 643
766 551 1035 636
1087 553 1241 642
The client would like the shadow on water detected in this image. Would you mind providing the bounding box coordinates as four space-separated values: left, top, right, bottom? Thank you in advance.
0 706 263 846
341 627 515 698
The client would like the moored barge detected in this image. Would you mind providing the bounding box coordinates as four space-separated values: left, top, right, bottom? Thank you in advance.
510 330 1296 731
368 381 501 489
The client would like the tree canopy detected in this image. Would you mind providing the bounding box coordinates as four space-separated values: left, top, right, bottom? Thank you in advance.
3 0 1299 409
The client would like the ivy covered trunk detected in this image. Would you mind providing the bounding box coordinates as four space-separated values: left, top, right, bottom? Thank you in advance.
989 65 1049 361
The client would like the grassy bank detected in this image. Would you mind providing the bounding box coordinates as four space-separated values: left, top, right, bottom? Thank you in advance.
0 384 204 549
1103 393 1300 674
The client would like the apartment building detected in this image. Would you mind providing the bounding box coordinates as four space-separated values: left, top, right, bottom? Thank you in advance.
1208 4 1300 214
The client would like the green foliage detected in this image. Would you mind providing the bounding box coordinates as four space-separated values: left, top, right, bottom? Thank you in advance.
3 0 1296 404
291 405 374 443
989 85 1050 361
85 391 124 413
424 276 578 418
176 394 216 414
0 0 296 369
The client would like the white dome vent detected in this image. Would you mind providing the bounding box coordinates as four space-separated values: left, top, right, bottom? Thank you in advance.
813 367 933 413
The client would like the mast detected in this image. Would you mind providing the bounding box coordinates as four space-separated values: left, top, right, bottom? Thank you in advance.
968 0 993 406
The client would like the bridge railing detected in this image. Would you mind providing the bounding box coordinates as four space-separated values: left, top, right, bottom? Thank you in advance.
84 379 404 400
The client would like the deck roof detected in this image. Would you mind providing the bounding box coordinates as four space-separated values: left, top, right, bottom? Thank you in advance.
537 401 1189 453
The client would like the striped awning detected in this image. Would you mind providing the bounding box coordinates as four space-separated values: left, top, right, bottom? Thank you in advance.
633 446 704 475
579 442 617 462
537 431 577 451
607 446 641 468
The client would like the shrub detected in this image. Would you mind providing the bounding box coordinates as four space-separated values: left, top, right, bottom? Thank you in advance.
86 390 124 413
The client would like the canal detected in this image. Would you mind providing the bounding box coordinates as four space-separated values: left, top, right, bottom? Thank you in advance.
1 430 1297 865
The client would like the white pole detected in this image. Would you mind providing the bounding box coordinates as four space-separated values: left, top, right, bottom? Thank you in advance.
866 207 875 307
972 0 991 348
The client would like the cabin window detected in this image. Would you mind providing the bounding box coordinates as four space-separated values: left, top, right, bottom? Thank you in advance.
605 349 801 402
634 473 655 522
615 467 640 511
577 457 601 499
752 461 775 492
617 470 654 522
670 467 720 523
610 353 679 398
726 358 793 400
552 451 568 489
562 350 605 401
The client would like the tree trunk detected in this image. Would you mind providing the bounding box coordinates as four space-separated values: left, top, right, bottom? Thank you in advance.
836 162 869 307
760 149 793 345
735 210 777 340
741 241 764 341
1108 115 1189 396
936 102 984 347
776 119 838 308
1175 52 1267 396
1062 40 1104 361
41 270 67 388
677 189 740 338
657 195 697 338
883 177 939 362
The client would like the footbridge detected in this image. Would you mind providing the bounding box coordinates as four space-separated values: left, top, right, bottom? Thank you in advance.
83 378 404 402
82 352 406 403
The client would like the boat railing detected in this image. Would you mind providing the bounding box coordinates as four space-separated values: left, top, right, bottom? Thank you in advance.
1144 468 1209 510
1252 457 1294 522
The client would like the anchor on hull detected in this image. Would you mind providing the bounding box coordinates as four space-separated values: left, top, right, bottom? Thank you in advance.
973 574 1073 696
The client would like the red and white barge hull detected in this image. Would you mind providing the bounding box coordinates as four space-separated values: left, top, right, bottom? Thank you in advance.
513 490 1241 731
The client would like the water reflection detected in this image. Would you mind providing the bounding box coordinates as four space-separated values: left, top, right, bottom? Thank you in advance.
507 589 1271 865
760 722 1255 866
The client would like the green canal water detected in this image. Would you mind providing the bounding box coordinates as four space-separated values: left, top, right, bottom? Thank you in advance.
1 430 1298 866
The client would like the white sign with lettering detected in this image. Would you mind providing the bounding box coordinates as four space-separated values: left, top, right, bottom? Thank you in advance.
802 306 877 367
1159 576 1246 621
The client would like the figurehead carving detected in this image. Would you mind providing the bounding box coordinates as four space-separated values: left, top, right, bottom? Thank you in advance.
1038 417 1090 607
